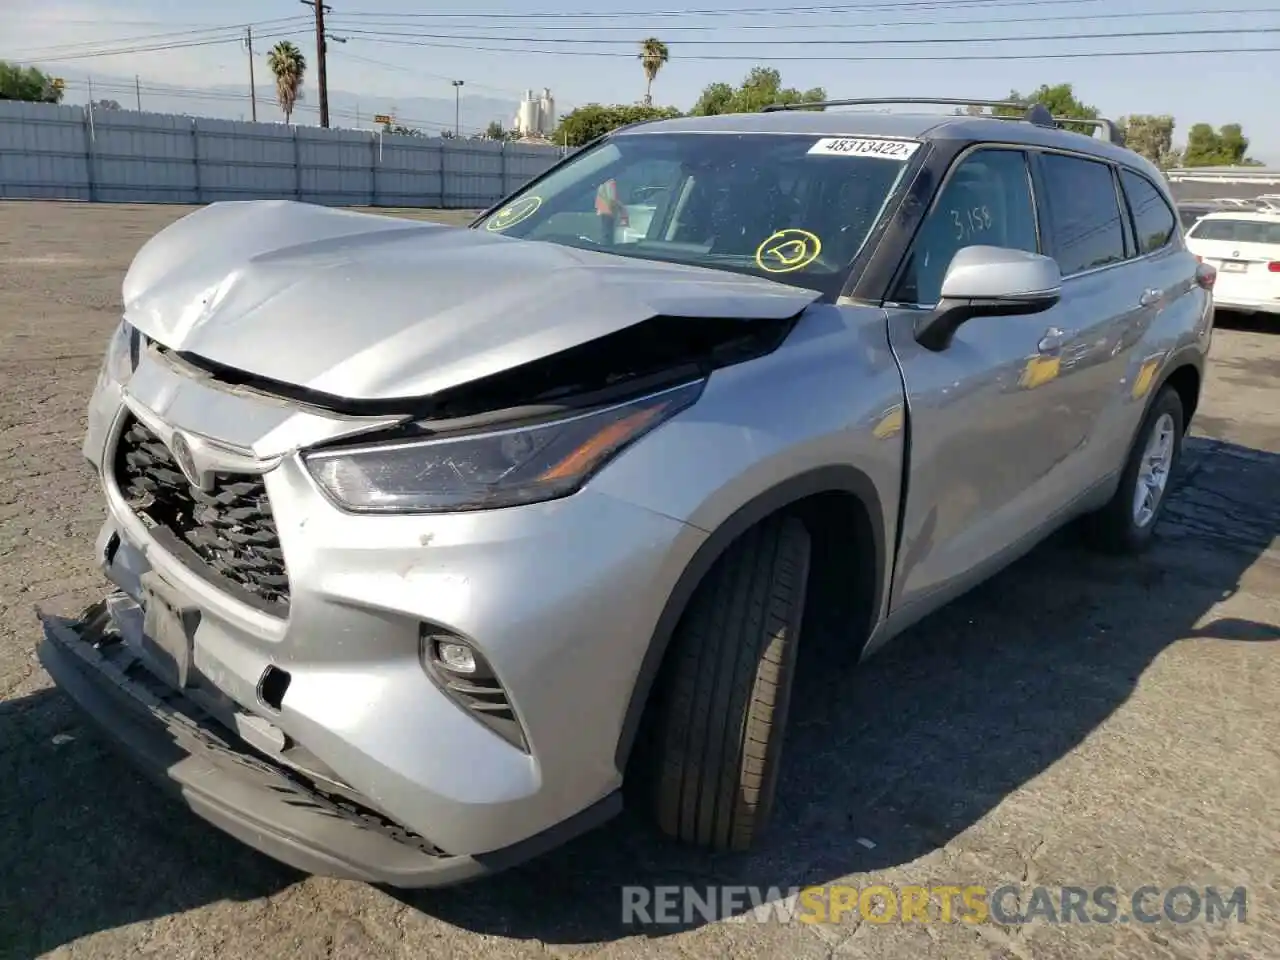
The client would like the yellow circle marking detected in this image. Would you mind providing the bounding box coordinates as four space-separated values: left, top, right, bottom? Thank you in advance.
485 195 543 231
755 228 822 274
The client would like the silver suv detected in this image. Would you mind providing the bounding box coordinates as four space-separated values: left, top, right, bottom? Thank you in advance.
39 98 1215 886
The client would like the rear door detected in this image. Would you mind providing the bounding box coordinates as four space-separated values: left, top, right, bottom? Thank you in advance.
1030 152 1151 492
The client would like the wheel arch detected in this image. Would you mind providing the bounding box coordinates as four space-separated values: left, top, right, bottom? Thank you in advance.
1160 356 1203 428
613 464 888 774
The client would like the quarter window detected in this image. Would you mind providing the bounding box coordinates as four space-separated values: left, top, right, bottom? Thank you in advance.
1120 169 1176 255
1040 154 1126 275
893 149 1039 304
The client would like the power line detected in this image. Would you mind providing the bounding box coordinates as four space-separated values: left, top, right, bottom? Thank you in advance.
10 30 308 65
345 35 1280 60
326 6 1280 33
6 17 310 60
326 25 1280 46
340 0 1112 19
328 47 562 103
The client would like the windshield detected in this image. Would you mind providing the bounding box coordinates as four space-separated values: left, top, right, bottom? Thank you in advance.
475 132 918 296
1187 218 1280 244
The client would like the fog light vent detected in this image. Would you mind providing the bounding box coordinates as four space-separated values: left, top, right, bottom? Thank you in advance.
258 665 291 712
420 628 527 752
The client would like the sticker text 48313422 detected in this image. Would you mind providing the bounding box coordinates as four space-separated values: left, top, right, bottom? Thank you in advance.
806 137 921 160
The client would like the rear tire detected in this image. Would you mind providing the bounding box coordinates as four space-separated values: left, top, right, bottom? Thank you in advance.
644 514 810 852
1081 385 1185 555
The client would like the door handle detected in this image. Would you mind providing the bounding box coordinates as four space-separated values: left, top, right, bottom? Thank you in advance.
1139 288 1163 307
1037 326 1066 355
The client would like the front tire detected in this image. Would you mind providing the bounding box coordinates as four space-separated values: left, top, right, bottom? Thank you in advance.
1082 385 1185 554
645 515 810 852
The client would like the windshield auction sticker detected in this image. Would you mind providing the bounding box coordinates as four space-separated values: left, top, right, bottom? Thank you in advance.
485 195 542 231
807 137 920 160
755 228 822 273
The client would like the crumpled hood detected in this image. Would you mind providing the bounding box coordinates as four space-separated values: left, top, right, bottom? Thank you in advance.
122 199 821 401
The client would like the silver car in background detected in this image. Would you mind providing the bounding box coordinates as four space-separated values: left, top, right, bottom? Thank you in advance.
38 98 1214 886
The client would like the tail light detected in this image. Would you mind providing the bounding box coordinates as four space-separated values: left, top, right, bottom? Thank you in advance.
1195 262 1216 290
1268 261 1280 273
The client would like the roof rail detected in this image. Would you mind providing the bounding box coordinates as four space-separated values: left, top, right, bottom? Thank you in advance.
759 97 1125 146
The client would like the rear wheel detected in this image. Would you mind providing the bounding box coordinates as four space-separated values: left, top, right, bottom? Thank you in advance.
1081 385 1185 554
643 515 810 851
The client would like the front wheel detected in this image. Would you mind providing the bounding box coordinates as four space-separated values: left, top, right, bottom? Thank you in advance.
1081 385 1185 554
643 515 810 852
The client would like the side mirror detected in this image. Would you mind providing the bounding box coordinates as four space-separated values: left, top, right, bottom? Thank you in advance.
914 245 1062 351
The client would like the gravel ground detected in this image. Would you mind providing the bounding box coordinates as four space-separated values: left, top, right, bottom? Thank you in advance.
1 202 1277 960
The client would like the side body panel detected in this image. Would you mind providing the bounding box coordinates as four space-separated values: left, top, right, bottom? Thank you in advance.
883 296 1090 624
861 137 1210 651
596 299 908 633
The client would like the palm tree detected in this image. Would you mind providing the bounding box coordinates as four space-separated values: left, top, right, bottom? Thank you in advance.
267 41 306 124
639 38 669 107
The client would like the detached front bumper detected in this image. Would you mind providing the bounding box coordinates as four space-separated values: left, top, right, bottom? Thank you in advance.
37 600 620 887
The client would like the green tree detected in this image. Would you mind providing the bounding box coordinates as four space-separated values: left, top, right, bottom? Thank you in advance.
267 41 306 124
0 61 63 103
639 38 669 107
1182 122 1260 166
552 103 682 147
690 67 825 115
484 119 511 140
991 82 1099 135
1118 114 1180 168
382 121 424 137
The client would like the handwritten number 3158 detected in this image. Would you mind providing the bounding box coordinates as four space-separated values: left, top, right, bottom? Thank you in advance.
951 206 992 240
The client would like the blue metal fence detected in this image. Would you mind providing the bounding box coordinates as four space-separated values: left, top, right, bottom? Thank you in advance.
0 100 565 208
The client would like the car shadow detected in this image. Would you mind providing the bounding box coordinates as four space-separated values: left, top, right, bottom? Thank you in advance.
1 436 1275 954
1212 307 1279 336
0 686 304 958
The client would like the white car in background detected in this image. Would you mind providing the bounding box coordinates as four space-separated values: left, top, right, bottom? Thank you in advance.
1184 211 1280 316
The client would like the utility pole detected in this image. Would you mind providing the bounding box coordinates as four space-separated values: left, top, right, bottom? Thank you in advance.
134 75 142 111
244 26 257 122
301 0 332 128
452 79 464 137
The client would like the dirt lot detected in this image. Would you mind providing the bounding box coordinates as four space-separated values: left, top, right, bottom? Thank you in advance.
1 202 1277 960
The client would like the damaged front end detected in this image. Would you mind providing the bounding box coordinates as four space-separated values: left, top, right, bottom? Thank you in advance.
36 596 550 886
156 310 801 514
45 195 824 885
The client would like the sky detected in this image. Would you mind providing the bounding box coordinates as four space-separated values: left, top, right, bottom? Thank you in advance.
3 0 1278 160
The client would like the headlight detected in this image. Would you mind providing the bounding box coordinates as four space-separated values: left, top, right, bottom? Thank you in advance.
104 319 142 385
305 379 703 513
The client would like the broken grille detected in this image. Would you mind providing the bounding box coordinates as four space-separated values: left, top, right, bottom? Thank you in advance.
113 416 291 614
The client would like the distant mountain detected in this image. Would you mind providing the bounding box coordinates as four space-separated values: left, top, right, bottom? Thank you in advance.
208 84 521 135
74 71 522 135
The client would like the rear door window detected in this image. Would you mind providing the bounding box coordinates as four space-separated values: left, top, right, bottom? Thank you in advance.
1187 218 1280 244
1119 169 1176 255
1039 154 1127 276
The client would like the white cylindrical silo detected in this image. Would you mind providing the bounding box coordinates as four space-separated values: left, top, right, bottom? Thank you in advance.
538 88 555 136
517 97 539 136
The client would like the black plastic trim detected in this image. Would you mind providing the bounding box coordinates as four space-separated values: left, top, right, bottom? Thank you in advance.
419 629 530 753
845 137 965 304
613 464 886 772
37 607 621 888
